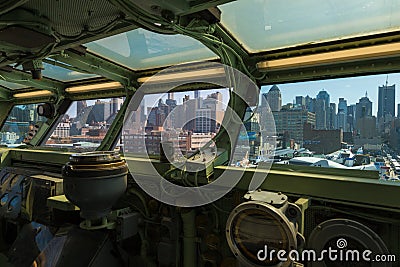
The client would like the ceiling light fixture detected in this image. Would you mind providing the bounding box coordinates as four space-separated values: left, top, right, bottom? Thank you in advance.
257 42 400 71
13 90 53 98
65 81 122 93
137 67 226 84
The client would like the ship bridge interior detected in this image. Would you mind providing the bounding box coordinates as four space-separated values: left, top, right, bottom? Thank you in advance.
0 0 399 266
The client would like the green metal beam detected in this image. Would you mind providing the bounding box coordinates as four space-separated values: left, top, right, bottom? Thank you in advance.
50 49 139 89
67 87 127 100
13 96 55 105
0 101 14 130
0 24 138 69
214 166 400 210
97 92 133 151
0 66 65 93
153 20 253 165
252 30 400 63
251 31 400 85
5 147 399 215
42 58 92 74
7 148 71 166
28 97 72 147
258 56 400 85
213 24 249 61
54 23 138 53
0 86 11 99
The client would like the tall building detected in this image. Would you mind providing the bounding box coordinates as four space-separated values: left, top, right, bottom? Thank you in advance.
329 103 337 129
165 96 177 129
125 104 143 134
338 98 347 112
378 83 395 118
295 96 306 106
315 90 330 130
265 85 282 112
195 109 214 133
244 107 260 133
337 98 347 131
337 111 347 132
305 95 316 113
347 104 356 132
355 93 372 120
179 96 198 132
205 92 223 111
356 116 377 139
273 109 316 145
146 99 169 128
87 100 112 124
10 105 37 123
195 93 224 133
389 118 400 149
77 100 87 116
260 90 271 130
398 104 400 118
111 98 123 114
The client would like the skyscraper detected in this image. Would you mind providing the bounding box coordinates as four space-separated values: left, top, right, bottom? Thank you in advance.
377 82 395 119
329 103 337 129
111 98 123 114
398 104 400 118
347 104 356 132
273 109 316 145
337 98 348 131
355 93 372 120
77 100 87 115
315 90 330 130
305 95 316 113
338 98 347 114
265 85 282 112
195 93 224 133
295 96 306 106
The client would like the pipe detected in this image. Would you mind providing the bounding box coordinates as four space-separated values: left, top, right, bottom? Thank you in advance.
128 187 150 217
181 209 196 267
0 0 28 16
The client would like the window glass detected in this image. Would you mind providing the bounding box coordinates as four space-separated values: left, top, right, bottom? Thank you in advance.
41 62 99 81
43 97 124 152
0 104 45 146
122 89 229 158
85 28 217 70
220 0 400 53
260 72 400 180
0 80 28 90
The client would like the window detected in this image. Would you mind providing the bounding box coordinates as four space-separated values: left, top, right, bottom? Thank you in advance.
43 97 124 151
0 104 45 146
122 89 229 158
260 72 400 178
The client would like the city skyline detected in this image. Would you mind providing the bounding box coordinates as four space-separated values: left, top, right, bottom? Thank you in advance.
261 73 400 116
67 73 400 119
